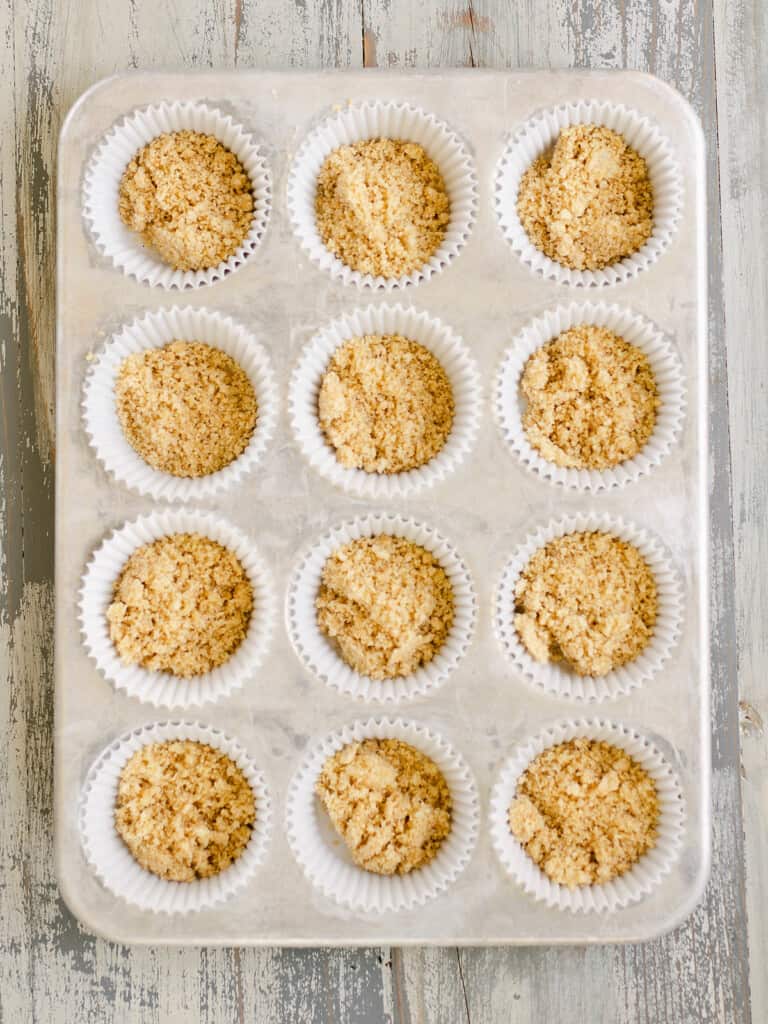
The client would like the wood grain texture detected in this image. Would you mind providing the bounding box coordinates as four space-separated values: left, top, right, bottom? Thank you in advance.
713 1 768 1022
0 0 754 1021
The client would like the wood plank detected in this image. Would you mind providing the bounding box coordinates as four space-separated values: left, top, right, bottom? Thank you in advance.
713 0 768 1021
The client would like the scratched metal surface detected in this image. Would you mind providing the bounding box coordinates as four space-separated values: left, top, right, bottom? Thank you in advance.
0 1 757 1021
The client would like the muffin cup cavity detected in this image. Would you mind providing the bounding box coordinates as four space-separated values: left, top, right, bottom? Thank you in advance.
494 302 686 492
489 718 685 913
79 509 275 708
288 303 482 499
79 720 272 914
83 306 278 502
287 100 478 290
286 513 478 704
286 716 479 913
83 101 272 290
494 512 683 702
495 100 684 287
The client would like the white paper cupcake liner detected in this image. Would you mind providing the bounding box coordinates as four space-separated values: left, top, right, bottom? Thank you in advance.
495 100 684 287
288 304 482 499
79 720 272 914
494 302 686 491
286 716 479 913
79 509 275 708
287 101 478 290
83 101 272 290
489 718 685 913
286 513 477 703
82 306 279 502
494 513 683 701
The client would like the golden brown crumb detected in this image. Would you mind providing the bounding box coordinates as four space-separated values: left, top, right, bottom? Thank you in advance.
316 738 452 875
318 334 454 474
316 535 454 680
517 124 653 271
115 341 258 478
115 740 255 882
508 737 659 887
107 533 253 677
118 130 253 271
520 325 659 470
315 138 450 278
514 531 657 677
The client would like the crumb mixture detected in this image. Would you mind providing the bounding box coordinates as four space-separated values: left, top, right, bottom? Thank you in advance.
115 341 258 478
508 737 659 887
315 138 451 278
318 334 454 474
118 130 253 271
115 740 255 882
316 535 454 680
316 738 452 875
107 533 253 677
520 325 659 470
517 124 653 271
514 531 657 677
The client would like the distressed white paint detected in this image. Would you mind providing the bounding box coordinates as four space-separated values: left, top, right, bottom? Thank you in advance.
713 2 768 1023
0 0 756 1021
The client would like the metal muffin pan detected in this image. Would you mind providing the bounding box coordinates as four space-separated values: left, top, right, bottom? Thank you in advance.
55 69 708 945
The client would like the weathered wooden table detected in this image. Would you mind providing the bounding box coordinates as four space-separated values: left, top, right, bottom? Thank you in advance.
1 1 762 1020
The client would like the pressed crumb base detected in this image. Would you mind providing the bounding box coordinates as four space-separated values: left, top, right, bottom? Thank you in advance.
517 124 653 272
115 341 258 479
513 531 658 677
508 737 660 888
118 130 254 272
317 334 454 474
106 533 253 678
316 534 455 680
520 324 659 471
316 737 452 875
315 138 450 278
115 739 255 882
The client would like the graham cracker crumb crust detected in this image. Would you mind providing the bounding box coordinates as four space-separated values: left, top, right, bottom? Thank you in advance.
118 130 254 272
315 138 450 278
316 737 452 875
508 737 660 888
318 334 454 474
514 531 657 677
115 341 258 479
115 739 255 882
316 535 454 680
521 325 659 471
517 124 653 271
107 533 253 678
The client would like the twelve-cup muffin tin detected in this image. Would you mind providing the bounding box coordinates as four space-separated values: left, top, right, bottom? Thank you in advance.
55 70 708 945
